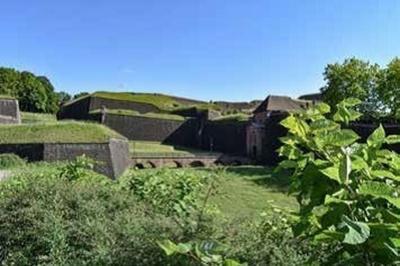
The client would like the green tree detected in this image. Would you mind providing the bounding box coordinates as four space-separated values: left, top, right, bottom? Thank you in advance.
321 58 383 118
377 57 400 118
56 91 71 104
0 67 60 113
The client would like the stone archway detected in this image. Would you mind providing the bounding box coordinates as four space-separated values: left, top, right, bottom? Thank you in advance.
190 161 205 168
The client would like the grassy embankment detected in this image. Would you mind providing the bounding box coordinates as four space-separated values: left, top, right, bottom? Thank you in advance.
21 112 57 124
0 121 125 143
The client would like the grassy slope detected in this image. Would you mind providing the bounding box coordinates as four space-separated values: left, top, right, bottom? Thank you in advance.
21 112 57 124
65 91 221 112
0 122 125 143
90 109 185 121
208 166 297 218
129 141 210 156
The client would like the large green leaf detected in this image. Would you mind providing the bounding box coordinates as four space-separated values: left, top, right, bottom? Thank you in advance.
359 181 400 208
317 129 360 147
386 135 400 144
341 215 370 245
367 124 386 147
371 170 400 182
157 240 180 256
310 119 339 132
320 166 341 183
341 98 362 107
317 102 331 114
280 115 310 138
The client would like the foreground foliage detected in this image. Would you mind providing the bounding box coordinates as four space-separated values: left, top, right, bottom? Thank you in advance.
0 162 325 265
0 154 25 169
279 98 400 264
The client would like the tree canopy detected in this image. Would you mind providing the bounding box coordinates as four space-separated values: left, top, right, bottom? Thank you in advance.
321 57 400 120
0 67 61 113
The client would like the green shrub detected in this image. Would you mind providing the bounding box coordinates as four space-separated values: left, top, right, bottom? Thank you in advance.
59 154 96 181
0 168 183 265
119 168 217 234
0 153 25 169
222 213 332 265
278 98 400 264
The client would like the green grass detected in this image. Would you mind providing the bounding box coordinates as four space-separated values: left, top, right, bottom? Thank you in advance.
65 91 183 110
129 141 203 156
207 166 297 218
21 112 57 124
65 91 223 112
0 122 125 144
90 109 185 121
125 166 297 218
211 113 250 123
0 95 15 100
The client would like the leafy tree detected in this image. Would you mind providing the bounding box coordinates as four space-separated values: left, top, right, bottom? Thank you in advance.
0 67 60 113
321 58 383 118
377 57 400 118
278 98 400 265
57 91 71 104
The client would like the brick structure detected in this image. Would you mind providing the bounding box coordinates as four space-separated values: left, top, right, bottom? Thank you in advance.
247 95 312 164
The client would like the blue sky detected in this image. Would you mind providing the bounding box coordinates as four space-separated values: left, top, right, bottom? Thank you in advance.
1 0 400 101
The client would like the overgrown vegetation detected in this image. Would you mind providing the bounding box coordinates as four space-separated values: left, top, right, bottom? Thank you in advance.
0 161 324 265
0 154 25 169
0 122 125 143
278 98 400 264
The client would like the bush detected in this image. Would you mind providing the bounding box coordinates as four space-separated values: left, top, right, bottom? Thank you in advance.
222 213 331 265
278 98 400 264
0 153 25 169
119 169 215 226
0 167 183 265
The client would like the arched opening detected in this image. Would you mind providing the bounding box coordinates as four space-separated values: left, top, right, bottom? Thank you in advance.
232 160 242 166
173 161 183 168
190 161 205 168
215 160 225 166
145 161 156 168
135 163 145 169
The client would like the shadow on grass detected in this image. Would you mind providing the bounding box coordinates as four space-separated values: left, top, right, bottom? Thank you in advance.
205 166 292 193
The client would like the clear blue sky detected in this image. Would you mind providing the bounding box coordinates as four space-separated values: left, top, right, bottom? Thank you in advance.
1 0 400 101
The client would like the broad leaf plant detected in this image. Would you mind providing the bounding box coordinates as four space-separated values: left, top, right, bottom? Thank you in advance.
279 98 400 265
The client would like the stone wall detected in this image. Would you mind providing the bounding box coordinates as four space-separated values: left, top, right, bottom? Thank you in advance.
0 99 21 124
57 96 92 120
102 113 200 147
0 144 44 161
201 121 248 155
0 139 131 179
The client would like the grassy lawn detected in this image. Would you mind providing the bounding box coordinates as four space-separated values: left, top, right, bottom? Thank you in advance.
21 112 57 124
0 122 125 143
207 166 297 218
130 141 212 156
